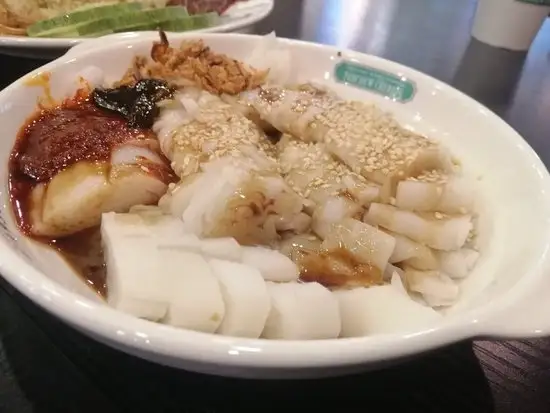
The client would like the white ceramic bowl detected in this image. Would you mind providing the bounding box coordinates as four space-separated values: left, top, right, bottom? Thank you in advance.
0 0 273 59
1 33 550 379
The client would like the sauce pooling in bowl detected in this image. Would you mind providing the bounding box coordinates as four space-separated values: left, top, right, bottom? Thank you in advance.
8 93 176 296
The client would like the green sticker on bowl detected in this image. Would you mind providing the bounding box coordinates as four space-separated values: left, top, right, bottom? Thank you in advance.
334 61 416 103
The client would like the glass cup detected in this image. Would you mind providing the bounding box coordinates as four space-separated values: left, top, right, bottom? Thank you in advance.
471 0 550 51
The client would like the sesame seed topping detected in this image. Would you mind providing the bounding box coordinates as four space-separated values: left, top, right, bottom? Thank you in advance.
168 100 277 177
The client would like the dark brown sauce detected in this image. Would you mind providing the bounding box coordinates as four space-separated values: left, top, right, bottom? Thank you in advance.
8 94 167 298
51 228 106 296
298 247 384 288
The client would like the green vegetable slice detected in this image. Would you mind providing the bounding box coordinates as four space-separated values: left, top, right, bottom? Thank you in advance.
31 6 192 38
27 2 143 37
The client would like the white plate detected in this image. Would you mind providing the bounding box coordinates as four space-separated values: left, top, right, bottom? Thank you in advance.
0 0 273 59
1 33 550 379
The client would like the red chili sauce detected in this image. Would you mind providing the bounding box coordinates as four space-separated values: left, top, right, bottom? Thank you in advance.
9 96 165 296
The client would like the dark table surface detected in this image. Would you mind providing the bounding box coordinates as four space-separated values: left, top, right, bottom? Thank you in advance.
1 0 550 412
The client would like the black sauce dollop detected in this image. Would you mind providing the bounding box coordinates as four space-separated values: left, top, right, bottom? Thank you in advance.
91 79 174 129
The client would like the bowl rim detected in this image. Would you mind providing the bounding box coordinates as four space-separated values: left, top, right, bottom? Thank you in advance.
2 32 550 369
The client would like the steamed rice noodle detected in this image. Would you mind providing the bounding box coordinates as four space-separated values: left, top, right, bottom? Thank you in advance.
364 203 472 251
233 85 455 200
154 90 310 245
8 33 484 341
11 92 173 238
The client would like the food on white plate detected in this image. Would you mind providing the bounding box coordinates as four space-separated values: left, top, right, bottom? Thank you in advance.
335 283 443 337
11 78 175 238
436 248 480 280
262 281 341 340
240 246 300 282
209 258 270 338
154 92 309 245
9 32 482 340
388 231 439 270
364 203 473 251
231 84 455 201
276 135 380 239
160 248 226 333
0 0 244 38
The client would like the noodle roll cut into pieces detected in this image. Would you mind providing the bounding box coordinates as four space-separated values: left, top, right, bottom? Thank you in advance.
364 203 472 251
395 174 475 214
240 246 300 282
29 138 171 238
401 266 460 307
436 248 480 279
208 259 271 339
154 90 310 245
318 218 396 285
277 136 380 236
334 283 442 337
276 136 393 288
159 249 225 333
261 281 341 340
101 211 226 331
388 231 439 270
237 85 453 199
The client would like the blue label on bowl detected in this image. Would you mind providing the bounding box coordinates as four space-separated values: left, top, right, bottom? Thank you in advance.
334 61 416 103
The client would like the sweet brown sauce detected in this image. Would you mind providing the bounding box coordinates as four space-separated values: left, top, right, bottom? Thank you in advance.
298 247 384 288
8 94 170 297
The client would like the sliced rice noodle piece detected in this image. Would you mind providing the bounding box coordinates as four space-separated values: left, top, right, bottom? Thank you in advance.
30 163 111 237
301 101 454 193
102 215 170 321
277 137 375 238
30 155 168 238
341 175 380 206
243 85 453 198
321 217 396 273
311 197 362 240
105 208 190 240
388 232 438 270
241 86 339 142
326 140 452 202
273 212 312 233
162 156 307 245
200 237 243 262
395 176 475 213
158 174 201 218
154 93 275 179
388 269 428 306
262 281 341 340
364 203 472 251
403 266 460 308
277 137 372 208
160 249 226 333
209 259 271 339
437 248 480 279
334 285 442 337
278 233 322 261
221 92 279 134
152 107 191 159
241 246 300 282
